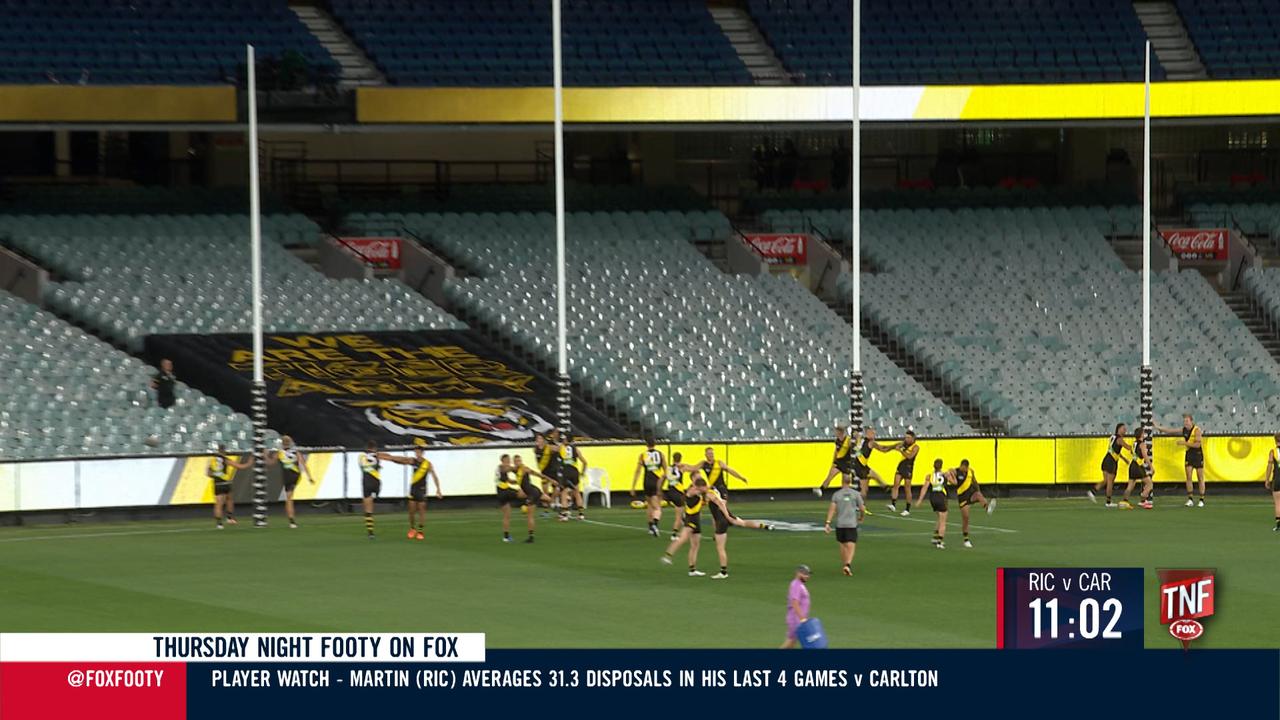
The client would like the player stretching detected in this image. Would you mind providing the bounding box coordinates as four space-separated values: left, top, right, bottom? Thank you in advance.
265 435 312 529
951 459 995 548
824 472 865 575
495 454 520 542
208 444 250 529
701 447 772 580
886 430 919 516
916 458 954 549
381 447 443 540
513 454 551 543
358 441 382 538
660 477 725 577
558 432 587 520
631 436 666 537
1121 425 1154 509
533 432 562 518
663 452 694 539
1154 414 1206 507
1266 433 1280 532
1088 423 1130 508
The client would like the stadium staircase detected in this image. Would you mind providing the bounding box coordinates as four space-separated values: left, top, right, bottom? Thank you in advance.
1222 290 1280 365
709 4 791 86
290 3 384 88
1132 1 1208 79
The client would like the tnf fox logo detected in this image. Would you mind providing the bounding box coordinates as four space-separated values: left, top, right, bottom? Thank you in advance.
1157 569 1215 649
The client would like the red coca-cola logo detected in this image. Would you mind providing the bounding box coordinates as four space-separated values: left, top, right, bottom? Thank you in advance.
746 233 808 264
1169 618 1203 642
341 237 402 267
1164 231 1223 250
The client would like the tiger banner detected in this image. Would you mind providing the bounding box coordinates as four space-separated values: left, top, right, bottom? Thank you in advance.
144 331 624 448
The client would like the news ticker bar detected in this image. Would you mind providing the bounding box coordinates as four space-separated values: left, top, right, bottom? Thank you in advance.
1 648 1276 720
0 634 486 663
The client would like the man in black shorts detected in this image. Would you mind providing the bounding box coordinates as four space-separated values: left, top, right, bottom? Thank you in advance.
661 477 725 578
951 459 994 548
264 435 312 529
663 452 700 539
494 454 521 542
887 431 920 516
1155 414 1206 507
630 435 666 537
533 433 563 517
700 447 772 580
824 472 865 576
915 458 954 549
359 440 383 539
381 447 444 541
208 443 250 530
512 454 551 544
557 432 588 521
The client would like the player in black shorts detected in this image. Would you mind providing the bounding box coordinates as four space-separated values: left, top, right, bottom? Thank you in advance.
1155 414 1206 507
1089 423 1130 508
630 435 666 537
381 446 443 541
207 444 250 530
660 477 729 577
915 458 955 549
494 454 521 542
533 432 563 517
512 454 552 543
264 435 312 529
700 447 772 580
662 452 702 539
951 459 995 548
557 432 588 521
1120 424 1154 510
358 440 383 538
887 430 920 516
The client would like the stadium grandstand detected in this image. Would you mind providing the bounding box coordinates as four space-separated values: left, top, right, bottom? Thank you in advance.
0 0 1278 485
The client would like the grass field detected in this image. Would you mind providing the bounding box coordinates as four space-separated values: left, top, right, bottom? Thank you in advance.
1 494 1277 648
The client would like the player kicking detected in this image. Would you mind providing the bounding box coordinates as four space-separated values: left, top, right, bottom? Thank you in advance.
824 472 865 575
886 430 920 516
1154 414 1206 507
916 458 954 549
1121 424 1154 509
381 446 443 540
558 432 588 520
512 454 551 543
208 444 250 529
1088 423 1131 508
660 477 724 577
630 435 666 537
951 459 995 548
1266 433 1280 532
701 446 772 579
663 452 699 539
814 424 884 509
495 454 520 542
265 435 312 528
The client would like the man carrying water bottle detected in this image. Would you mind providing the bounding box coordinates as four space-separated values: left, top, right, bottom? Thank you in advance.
780 565 812 649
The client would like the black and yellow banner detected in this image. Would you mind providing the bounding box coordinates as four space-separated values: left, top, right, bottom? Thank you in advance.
144 331 623 447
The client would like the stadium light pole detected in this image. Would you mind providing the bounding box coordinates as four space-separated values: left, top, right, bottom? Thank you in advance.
1140 41 1153 457
551 0 571 438
247 44 268 528
849 0 864 434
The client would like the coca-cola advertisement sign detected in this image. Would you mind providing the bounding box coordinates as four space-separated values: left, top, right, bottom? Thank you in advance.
340 237 402 269
745 232 808 265
1160 228 1228 261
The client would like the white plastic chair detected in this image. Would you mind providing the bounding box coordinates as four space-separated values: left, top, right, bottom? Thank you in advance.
583 467 611 509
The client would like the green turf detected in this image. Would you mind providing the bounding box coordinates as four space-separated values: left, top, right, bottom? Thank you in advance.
0 495 1276 648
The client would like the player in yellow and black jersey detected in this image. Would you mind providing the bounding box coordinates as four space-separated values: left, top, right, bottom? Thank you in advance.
356 440 386 538
1120 424 1154 510
630 435 667 537
494 454 521 542
815 424 887 500
556 431 588 521
512 454 553 543
207 443 250 529
264 435 312 529
1155 414 1206 507
949 459 995 548
1089 423 1131 509
699 447 773 580
886 431 920 516
1265 433 1280 532
663 452 703 539
659 475 731 577
915 458 955 549
381 446 444 541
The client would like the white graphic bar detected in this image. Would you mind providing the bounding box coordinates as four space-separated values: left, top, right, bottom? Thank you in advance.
0 633 485 663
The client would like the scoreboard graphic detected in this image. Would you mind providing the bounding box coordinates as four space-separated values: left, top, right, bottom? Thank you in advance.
996 568 1144 650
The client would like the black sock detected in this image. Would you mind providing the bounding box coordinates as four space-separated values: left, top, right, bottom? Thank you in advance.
364 512 374 535
720 566 728 575
503 531 511 538
688 565 696 572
